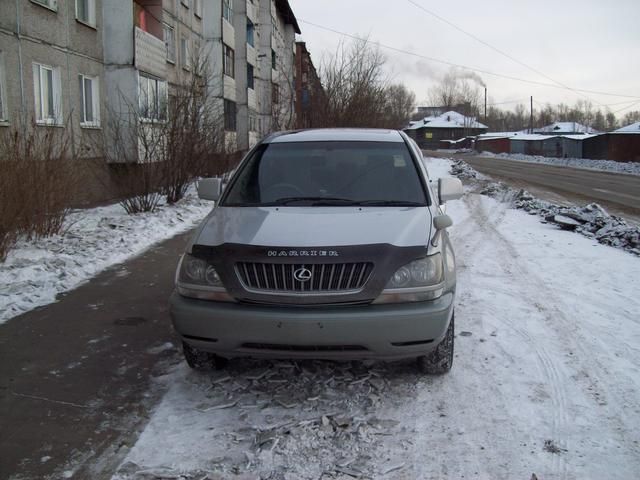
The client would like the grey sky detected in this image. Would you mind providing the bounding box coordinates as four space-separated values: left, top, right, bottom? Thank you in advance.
288 0 640 114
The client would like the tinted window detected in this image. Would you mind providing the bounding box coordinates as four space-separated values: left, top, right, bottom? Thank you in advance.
223 141 429 206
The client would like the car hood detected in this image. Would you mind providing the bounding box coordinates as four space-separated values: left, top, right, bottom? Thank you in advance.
192 206 433 248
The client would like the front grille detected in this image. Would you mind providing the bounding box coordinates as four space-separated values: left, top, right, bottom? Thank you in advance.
235 262 373 293
242 343 368 352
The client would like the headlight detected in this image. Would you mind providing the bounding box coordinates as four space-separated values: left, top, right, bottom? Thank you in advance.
179 254 224 288
385 254 443 289
176 254 234 302
373 254 444 304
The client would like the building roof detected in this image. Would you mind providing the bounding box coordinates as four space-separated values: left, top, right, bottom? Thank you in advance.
266 128 404 144
534 122 600 134
613 121 640 134
275 0 301 34
511 134 560 141
404 111 488 130
477 132 520 140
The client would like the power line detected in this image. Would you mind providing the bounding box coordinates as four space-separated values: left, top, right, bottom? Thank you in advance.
405 0 608 107
612 100 640 115
297 19 640 100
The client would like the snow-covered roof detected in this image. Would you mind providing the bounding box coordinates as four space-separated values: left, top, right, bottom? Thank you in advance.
403 111 488 131
561 134 600 141
510 134 559 141
534 122 600 134
613 121 640 134
477 132 519 140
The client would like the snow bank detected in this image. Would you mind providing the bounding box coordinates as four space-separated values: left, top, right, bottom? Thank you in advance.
450 160 640 255
0 187 213 324
478 151 640 176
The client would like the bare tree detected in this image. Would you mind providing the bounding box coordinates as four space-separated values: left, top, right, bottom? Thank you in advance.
96 49 229 213
0 117 79 260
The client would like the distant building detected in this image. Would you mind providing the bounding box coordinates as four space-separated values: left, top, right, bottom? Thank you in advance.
533 121 600 135
582 122 640 162
294 41 324 129
404 111 488 149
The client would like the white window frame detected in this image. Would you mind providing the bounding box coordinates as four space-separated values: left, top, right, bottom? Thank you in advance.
163 23 176 64
33 63 63 125
138 74 168 122
31 0 58 12
75 0 96 27
223 44 234 78
223 0 233 23
180 36 191 71
0 52 7 122
79 74 100 127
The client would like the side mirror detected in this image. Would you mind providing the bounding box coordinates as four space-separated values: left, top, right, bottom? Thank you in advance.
197 178 222 201
438 178 463 204
433 214 453 231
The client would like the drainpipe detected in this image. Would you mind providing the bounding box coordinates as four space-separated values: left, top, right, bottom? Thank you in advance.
15 0 27 128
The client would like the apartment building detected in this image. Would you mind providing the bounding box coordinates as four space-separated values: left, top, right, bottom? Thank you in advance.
0 0 300 160
0 0 106 157
295 41 323 129
202 0 300 151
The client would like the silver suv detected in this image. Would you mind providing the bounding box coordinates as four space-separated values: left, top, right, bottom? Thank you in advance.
170 129 463 373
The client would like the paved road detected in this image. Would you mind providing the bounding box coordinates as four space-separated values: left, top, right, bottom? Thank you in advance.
0 231 192 480
425 151 640 220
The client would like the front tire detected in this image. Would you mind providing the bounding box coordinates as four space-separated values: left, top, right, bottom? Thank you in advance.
182 342 227 370
417 311 454 374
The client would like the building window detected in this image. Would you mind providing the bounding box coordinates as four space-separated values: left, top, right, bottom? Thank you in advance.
272 82 279 104
33 63 62 125
223 44 234 78
138 74 168 121
79 74 100 127
181 36 190 71
164 24 176 63
247 64 254 90
193 0 202 17
224 99 236 131
271 49 277 70
75 0 95 26
223 0 233 23
246 19 255 47
32 0 58 11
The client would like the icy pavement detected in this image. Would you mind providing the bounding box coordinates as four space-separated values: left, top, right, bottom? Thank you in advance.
477 151 640 176
110 157 640 480
0 186 213 324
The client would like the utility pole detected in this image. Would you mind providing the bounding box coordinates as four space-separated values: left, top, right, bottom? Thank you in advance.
530 96 534 134
484 87 487 124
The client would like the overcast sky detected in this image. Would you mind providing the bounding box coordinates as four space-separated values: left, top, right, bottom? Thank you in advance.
288 0 640 114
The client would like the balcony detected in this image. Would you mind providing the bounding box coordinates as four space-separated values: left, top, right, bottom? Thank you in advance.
134 26 166 78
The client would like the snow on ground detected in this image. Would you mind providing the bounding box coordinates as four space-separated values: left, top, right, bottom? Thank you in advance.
0 186 213 324
477 151 640 176
448 159 640 255
110 157 640 480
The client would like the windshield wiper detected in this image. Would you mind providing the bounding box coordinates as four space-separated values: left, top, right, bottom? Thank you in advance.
356 200 425 206
273 196 359 206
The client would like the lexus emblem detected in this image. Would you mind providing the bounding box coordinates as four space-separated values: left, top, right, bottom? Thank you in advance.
293 267 312 282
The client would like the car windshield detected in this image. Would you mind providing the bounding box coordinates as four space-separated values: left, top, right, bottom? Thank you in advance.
222 141 429 206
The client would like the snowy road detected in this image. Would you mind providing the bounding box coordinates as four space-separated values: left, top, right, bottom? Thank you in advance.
111 157 640 480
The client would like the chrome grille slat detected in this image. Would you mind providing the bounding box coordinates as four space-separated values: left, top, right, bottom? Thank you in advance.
236 262 373 294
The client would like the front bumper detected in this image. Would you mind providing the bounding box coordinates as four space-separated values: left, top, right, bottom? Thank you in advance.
170 292 454 360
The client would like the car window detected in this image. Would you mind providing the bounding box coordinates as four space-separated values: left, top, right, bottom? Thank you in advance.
222 141 429 206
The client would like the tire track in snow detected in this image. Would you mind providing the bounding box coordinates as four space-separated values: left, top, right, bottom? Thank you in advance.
457 193 640 476
454 194 570 479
